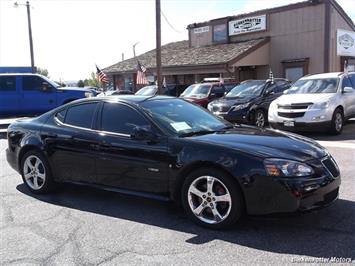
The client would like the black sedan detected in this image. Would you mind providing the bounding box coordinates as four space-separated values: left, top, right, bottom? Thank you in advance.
207 79 291 127
6 96 340 229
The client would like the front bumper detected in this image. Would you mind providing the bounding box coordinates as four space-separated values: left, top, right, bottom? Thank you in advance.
244 156 341 215
212 109 250 124
269 121 331 132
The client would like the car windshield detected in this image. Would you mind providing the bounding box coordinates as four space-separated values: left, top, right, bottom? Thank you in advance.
42 76 60 88
226 80 265 98
181 84 211 98
135 86 157 96
286 78 339 94
141 98 231 136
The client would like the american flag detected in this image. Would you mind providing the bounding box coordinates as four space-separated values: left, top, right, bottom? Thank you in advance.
96 65 110 84
136 61 149 85
269 68 274 83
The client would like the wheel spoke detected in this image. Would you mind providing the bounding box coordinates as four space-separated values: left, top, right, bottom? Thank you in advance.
206 176 214 193
37 172 45 180
189 185 204 199
34 159 41 170
33 176 39 189
211 207 223 222
215 193 231 203
193 203 205 216
26 160 34 169
24 173 32 180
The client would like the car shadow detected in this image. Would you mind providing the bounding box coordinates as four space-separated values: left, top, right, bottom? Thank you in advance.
16 183 355 259
289 119 355 141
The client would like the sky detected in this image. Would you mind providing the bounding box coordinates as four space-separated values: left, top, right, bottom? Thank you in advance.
0 0 354 81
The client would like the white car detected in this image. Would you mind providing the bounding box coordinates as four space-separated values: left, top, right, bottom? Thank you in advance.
268 72 355 134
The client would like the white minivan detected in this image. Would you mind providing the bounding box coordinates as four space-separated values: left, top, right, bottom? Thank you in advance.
268 72 355 134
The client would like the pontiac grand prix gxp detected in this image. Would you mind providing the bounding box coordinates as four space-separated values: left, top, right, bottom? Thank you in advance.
6 96 340 229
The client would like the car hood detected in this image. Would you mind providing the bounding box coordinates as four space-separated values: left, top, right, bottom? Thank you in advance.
57 87 93 92
188 126 327 161
274 93 335 104
211 96 255 106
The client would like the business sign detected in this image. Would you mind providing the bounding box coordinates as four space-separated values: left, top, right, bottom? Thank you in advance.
229 14 266 36
337 29 355 56
194 26 209 34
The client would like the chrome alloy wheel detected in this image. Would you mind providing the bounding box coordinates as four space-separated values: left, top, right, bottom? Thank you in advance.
335 112 343 132
23 155 46 190
255 111 265 127
187 176 232 224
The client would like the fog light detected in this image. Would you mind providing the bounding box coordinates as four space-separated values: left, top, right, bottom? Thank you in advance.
312 115 325 121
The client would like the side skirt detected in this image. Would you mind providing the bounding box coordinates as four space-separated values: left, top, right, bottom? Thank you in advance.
64 181 171 202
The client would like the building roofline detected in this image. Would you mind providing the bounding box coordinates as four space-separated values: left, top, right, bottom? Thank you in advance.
187 0 354 31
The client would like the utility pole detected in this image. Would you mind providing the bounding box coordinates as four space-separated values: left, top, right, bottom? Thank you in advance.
14 1 35 73
155 0 162 94
26 1 35 73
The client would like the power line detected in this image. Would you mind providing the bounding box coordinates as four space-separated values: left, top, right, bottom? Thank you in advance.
161 9 182 34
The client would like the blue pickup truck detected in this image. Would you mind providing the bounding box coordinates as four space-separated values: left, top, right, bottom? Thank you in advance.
0 73 96 117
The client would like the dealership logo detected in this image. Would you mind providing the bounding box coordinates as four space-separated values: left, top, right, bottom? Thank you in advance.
233 18 262 30
338 34 354 50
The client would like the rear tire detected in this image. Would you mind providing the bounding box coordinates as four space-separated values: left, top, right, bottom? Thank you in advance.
330 108 343 135
20 150 55 194
181 168 243 229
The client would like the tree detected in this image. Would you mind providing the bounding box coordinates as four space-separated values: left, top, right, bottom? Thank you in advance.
77 80 85 87
86 72 100 87
36 67 49 77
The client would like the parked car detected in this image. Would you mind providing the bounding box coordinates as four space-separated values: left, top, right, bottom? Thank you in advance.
0 73 96 117
135 85 177 96
208 79 291 127
269 72 355 134
7 95 340 229
97 90 134 97
180 82 226 108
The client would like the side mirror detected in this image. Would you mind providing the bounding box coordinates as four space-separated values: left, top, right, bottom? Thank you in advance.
131 126 157 142
343 86 354 93
283 89 289 94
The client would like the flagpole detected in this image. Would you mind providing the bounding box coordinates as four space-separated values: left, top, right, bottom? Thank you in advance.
155 0 162 94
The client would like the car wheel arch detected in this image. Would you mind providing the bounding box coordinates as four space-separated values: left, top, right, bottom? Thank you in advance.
18 145 44 173
172 161 246 206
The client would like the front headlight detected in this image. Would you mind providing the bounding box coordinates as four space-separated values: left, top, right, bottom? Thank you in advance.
264 158 314 177
231 103 249 111
312 101 329 109
85 92 94 98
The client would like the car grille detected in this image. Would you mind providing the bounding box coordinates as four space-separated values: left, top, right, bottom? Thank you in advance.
277 103 313 109
277 112 305 118
322 157 340 178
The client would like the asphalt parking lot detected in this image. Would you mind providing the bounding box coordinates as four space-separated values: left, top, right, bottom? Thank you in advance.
0 121 354 265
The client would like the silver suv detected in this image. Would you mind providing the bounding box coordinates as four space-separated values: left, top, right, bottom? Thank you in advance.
268 72 355 134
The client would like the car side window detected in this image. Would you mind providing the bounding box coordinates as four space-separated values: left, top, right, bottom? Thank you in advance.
342 77 353 90
348 75 355 88
64 103 97 128
264 83 277 94
275 80 290 93
101 103 150 135
23 76 52 91
0 76 16 91
56 109 67 123
211 86 225 97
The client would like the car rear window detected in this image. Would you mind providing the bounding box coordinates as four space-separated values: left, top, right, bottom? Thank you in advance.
64 103 98 128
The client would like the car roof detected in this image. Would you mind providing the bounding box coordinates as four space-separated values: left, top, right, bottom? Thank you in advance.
76 95 176 105
0 73 41 76
300 72 354 80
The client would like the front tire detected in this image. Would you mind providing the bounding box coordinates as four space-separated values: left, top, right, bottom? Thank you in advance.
181 168 243 229
21 150 55 194
255 109 267 127
330 108 343 135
